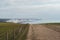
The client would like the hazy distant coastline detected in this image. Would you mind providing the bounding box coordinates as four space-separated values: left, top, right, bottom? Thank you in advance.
0 18 60 24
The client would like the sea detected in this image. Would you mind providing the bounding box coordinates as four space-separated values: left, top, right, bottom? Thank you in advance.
18 19 60 24
1 18 60 24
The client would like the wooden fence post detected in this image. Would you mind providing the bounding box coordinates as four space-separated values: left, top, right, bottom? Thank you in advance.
13 28 15 40
6 32 8 40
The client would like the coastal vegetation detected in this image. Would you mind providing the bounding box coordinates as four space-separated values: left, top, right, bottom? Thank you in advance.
0 22 29 40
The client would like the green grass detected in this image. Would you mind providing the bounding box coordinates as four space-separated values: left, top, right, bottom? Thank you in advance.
0 22 29 40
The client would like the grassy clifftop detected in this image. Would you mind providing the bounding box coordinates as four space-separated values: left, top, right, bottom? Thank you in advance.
43 23 60 32
0 22 29 40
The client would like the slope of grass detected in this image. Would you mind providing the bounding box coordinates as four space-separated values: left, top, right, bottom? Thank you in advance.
43 23 60 32
0 22 29 40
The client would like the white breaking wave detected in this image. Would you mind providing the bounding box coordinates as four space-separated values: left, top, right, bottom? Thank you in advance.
6 19 41 24
6 19 21 23
6 19 60 24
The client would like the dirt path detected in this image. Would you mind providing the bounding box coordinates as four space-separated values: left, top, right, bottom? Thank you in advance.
26 24 60 40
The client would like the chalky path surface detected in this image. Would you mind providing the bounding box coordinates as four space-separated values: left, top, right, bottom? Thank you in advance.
27 24 60 40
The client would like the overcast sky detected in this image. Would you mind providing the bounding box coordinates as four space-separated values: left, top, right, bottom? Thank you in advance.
0 0 60 20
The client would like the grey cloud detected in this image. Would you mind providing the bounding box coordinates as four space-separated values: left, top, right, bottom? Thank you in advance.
0 0 60 19
0 0 60 8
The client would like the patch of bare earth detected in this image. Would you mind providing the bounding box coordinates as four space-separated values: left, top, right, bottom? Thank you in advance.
26 24 60 40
